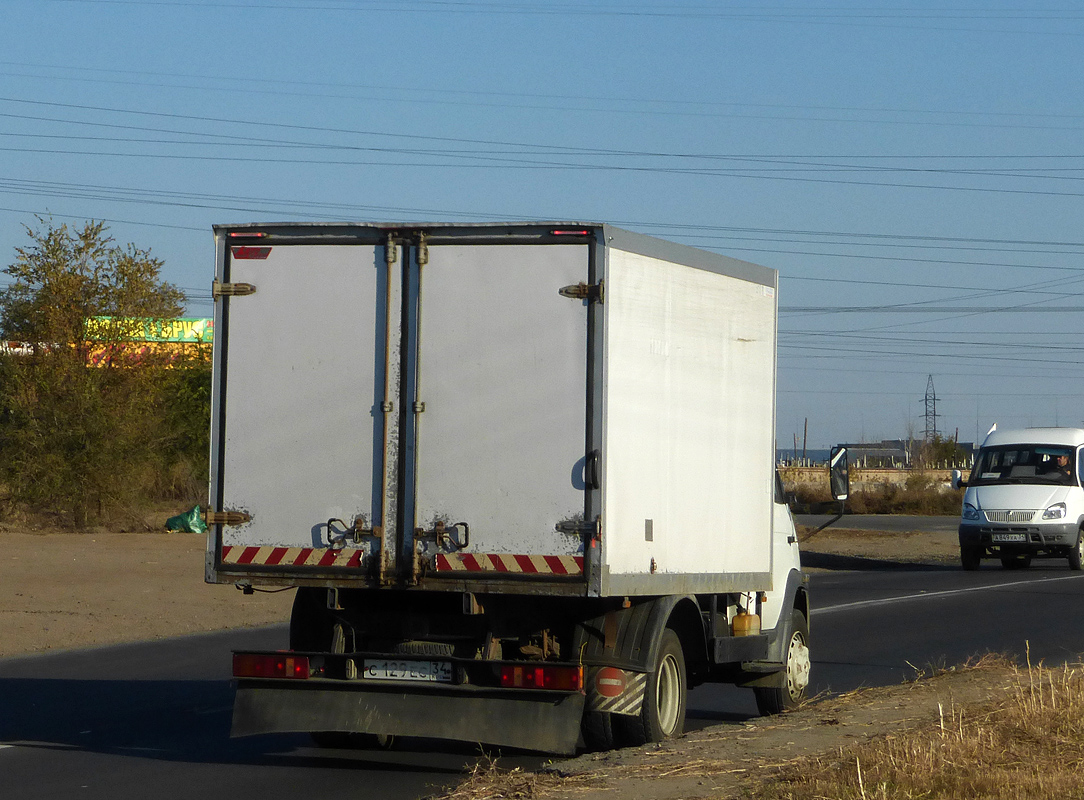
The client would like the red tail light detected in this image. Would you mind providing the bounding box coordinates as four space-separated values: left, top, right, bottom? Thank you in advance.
228 231 268 238
233 653 310 679
550 229 591 237
500 664 583 691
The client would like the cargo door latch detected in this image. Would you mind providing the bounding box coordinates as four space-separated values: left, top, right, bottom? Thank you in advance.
558 281 603 303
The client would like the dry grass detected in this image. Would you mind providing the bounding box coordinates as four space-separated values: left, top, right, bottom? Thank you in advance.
753 649 1084 799
432 756 602 800
789 476 963 515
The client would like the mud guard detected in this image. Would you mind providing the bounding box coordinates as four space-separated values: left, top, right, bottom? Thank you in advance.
232 679 585 754
575 595 699 672
575 594 706 720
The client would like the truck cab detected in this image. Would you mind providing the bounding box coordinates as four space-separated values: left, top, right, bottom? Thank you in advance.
954 427 1084 570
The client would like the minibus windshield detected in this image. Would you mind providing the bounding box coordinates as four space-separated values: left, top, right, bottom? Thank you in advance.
969 445 1074 487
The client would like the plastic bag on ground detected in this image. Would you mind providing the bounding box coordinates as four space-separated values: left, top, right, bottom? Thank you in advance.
166 505 208 534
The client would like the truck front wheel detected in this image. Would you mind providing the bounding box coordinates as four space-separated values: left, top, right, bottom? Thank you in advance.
614 628 687 745
960 544 982 571
1070 531 1084 571
754 609 810 715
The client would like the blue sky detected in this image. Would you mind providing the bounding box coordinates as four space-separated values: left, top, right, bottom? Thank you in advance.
2 1 1083 448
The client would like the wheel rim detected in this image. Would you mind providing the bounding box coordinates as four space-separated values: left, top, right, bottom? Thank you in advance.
655 653 681 735
785 632 811 701
1077 536 1083 563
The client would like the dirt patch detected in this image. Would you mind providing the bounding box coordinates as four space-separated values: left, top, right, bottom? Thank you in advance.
0 529 292 659
0 520 955 659
0 524 957 661
798 524 960 570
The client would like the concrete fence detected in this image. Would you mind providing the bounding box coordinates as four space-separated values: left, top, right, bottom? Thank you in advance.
779 466 957 490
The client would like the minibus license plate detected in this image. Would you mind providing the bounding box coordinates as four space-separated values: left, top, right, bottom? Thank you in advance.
992 533 1026 543
363 659 453 683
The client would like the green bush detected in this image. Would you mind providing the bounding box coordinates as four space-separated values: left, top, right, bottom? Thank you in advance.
0 218 207 527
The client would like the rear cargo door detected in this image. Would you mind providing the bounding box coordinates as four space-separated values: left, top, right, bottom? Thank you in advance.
407 242 591 582
213 241 395 575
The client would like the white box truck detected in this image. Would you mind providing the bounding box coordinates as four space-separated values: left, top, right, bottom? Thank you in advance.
206 222 842 754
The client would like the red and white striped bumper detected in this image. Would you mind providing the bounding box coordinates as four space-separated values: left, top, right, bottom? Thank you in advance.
434 553 584 575
220 546 584 576
221 545 364 568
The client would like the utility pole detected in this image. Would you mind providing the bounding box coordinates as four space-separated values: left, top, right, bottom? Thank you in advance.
923 374 940 442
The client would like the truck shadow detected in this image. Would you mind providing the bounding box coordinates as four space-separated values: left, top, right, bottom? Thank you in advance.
800 552 959 572
0 676 474 773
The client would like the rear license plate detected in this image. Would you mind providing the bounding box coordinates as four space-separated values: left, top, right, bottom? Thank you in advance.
362 659 453 683
992 533 1027 543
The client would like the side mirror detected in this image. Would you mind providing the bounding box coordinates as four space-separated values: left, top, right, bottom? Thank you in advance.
804 447 849 541
951 469 967 490
829 446 849 501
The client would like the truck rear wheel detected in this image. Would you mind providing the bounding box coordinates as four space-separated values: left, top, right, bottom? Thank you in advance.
754 609 810 715
614 628 686 745
582 711 617 751
289 587 333 651
290 590 391 748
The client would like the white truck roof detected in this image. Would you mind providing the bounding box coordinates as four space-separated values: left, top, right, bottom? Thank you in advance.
983 427 1084 448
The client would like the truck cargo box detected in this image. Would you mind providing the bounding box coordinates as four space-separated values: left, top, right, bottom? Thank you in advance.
207 223 778 597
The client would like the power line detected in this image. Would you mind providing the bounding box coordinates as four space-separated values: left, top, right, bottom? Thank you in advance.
5 97 1084 177
778 343 1084 366
4 178 1084 251
8 58 1084 127
33 1 1084 27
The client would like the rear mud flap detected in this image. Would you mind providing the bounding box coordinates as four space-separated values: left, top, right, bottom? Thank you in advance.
232 680 585 755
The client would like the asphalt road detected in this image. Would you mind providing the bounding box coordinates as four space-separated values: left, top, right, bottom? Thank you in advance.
6 559 1084 798
0 626 536 800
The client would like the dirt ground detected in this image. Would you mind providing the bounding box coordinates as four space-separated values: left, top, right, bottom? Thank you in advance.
0 517 977 800
513 663 1016 800
0 528 293 659
0 520 960 659
798 521 961 570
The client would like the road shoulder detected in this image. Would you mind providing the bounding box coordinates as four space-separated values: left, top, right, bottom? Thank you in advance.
444 664 1014 800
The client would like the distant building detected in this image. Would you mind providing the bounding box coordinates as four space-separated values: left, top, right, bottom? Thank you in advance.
840 440 912 467
840 439 974 468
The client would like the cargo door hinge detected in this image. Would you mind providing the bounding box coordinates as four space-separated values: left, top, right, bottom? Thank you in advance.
212 280 256 299
416 231 429 266
558 281 603 303
207 510 252 526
